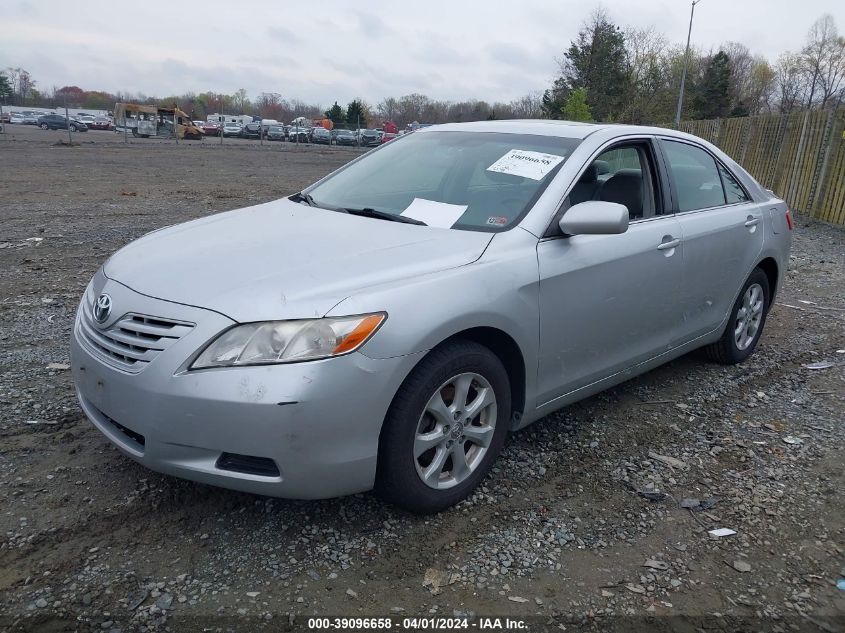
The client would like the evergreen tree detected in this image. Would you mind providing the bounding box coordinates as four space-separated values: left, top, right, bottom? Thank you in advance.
325 101 346 127
0 72 13 101
560 9 629 121
693 51 732 119
562 88 592 121
346 99 367 128
541 77 569 119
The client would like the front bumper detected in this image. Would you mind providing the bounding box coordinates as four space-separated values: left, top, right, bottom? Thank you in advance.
71 272 422 499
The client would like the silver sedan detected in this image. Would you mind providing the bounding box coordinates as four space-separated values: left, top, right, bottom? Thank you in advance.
71 121 792 512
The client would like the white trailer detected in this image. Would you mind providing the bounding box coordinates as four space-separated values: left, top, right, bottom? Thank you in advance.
207 113 253 126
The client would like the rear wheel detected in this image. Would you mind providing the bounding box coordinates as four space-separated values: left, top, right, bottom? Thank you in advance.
376 340 510 513
704 268 770 364
69 124 77 132
40 123 48 130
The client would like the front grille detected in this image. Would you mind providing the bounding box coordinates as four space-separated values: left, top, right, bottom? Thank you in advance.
78 310 193 373
216 453 281 477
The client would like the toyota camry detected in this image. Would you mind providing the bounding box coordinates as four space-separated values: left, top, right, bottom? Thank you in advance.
71 120 792 513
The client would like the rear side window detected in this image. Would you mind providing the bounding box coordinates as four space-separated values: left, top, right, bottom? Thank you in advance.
662 140 726 212
717 163 750 204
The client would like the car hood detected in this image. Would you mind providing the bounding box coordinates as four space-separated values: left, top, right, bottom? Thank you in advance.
103 198 493 322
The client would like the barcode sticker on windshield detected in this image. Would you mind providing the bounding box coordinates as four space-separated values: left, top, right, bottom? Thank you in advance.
487 149 565 181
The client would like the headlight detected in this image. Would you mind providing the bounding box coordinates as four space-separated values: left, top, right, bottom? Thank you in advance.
190 313 386 369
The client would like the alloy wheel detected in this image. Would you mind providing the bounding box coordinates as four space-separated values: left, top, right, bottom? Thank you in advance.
414 372 497 490
734 283 764 350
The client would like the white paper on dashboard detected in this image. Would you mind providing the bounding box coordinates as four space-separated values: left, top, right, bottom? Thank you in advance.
400 198 468 228
486 149 565 180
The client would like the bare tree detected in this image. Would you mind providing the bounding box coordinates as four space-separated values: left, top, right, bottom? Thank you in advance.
801 14 845 108
509 92 543 118
376 97 399 121
722 42 755 112
774 52 806 113
745 59 776 114
622 26 672 122
231 88 250 114
256 92 284 119
4 67 35 105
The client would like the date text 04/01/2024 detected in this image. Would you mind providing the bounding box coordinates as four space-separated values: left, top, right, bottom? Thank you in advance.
306 617 527 630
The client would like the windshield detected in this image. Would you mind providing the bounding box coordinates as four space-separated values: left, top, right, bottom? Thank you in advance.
305 130 580 232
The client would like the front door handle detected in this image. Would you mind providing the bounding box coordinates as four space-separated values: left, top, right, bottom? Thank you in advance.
657 238 681 250
744 217 761 227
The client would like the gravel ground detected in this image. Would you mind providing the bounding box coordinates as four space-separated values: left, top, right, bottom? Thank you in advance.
1 126 843 632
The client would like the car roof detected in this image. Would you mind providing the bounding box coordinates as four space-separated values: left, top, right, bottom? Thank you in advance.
418 119 693 141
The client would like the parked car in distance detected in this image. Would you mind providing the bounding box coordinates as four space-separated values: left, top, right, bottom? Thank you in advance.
240 122 262 139
201 121 221 136
0 112 10 123
266 125 286 141
334 129 358 146
38 114 88 131
288 126 309 143
89 116 113 130
359 129 381 146
70 120 792 513
222 122 242 137
77 115 96 126
311 127 331 145
22 112 41 125
9 112 25 124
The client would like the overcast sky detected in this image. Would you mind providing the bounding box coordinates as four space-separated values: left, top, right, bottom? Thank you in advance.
3 0 843 107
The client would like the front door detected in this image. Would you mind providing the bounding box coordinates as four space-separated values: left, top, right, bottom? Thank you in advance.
536 142 684 406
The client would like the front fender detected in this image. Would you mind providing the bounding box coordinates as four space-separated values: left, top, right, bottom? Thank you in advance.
328 229 541 407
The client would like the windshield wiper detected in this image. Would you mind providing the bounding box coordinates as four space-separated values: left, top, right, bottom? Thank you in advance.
340 207 427 226
289 191 317 207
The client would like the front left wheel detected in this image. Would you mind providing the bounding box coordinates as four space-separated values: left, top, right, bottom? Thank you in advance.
376 340 511 513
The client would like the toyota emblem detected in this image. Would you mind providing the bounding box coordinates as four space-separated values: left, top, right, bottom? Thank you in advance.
93 293 112 324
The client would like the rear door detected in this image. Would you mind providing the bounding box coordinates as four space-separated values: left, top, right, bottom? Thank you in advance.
658 138 764 343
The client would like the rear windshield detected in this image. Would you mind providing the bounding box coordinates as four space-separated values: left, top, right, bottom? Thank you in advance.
306 130 580 232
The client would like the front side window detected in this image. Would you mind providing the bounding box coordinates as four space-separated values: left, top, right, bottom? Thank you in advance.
306 131 581 232
564 144 656 220
662 140 726 212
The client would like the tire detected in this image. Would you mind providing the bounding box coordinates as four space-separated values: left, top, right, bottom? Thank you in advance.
376 339 511 513
40 123 48 130
704 268 770 365
69 125 77 132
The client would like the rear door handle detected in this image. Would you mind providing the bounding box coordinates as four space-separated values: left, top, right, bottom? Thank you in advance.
744 218 761 227
657 238 681 250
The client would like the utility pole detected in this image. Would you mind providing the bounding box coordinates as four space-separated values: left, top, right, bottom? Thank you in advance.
674 0 703 128
64 94 72 144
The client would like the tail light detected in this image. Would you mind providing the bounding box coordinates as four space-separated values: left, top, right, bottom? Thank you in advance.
785 209 794 231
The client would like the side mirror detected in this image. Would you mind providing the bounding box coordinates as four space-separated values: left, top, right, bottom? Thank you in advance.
559 201 629 236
